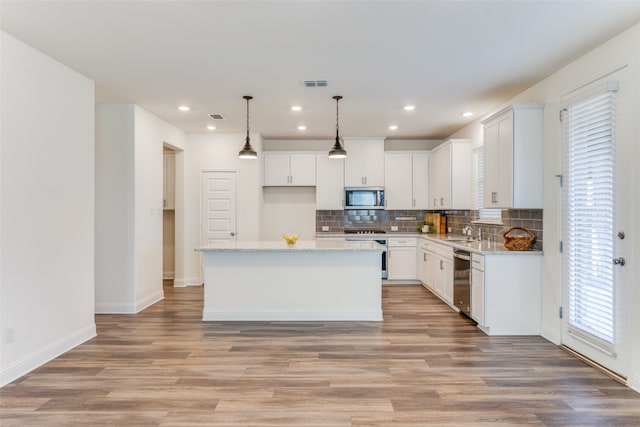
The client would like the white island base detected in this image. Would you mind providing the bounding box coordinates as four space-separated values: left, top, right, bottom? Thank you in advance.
196 240 383 321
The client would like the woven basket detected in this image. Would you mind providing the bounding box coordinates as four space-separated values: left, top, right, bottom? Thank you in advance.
502 227 536 251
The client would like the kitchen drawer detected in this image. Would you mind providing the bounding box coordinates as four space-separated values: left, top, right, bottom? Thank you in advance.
388 237 417 247
472 253 485 271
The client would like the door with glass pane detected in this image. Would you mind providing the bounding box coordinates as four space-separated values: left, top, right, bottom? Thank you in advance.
561 67 630 377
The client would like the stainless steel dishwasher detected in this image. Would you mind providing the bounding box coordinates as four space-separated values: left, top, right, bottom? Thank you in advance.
453 248 472 318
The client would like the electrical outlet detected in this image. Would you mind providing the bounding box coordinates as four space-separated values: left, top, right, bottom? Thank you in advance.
4 327 15 344
391 226 398 231
448 227 452 233
321 226 329 231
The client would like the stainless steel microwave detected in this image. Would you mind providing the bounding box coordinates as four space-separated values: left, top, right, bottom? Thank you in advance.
344 187 385 210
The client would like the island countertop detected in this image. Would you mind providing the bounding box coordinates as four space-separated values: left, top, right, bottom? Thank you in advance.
196 239 384 252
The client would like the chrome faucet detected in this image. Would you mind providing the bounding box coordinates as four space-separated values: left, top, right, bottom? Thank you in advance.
477 228 482 241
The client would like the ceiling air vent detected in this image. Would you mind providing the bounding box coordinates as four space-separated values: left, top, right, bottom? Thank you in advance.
302 79 328 87
208 114 225 120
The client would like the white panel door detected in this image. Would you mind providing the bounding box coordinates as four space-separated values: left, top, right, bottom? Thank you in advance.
201 171 237 244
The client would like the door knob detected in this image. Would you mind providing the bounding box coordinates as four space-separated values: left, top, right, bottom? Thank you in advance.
230 232 236 237
613 257 625 266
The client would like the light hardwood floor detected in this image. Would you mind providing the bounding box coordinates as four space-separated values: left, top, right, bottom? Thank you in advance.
2 283 640 426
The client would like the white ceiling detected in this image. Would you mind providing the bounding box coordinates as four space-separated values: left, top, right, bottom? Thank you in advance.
2 1 640 140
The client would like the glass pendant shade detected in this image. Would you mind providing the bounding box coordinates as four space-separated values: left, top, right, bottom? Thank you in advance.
238 95 257 159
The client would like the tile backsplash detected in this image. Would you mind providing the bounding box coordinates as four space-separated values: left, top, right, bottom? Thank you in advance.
316 209 543 250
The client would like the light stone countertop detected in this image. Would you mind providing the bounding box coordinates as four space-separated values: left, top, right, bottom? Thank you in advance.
315 232 543 255
196 239 384 252
418 234 543 255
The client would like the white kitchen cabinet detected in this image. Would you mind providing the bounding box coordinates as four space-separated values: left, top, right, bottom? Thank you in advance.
412 153 430 209
471 253 485 325
163 151 175 210
384 154 412 209
417 244 428 285
263 153 316 186
387 237 417 280
384 152 430 210
474 253 541 335
343 137 385 187
442 256 453 305
428 139 471 209
316 154 344 210
481 104 544 208
418 238 453 304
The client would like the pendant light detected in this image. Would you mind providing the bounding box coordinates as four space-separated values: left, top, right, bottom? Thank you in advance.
238 95 258 159
328 95 347 158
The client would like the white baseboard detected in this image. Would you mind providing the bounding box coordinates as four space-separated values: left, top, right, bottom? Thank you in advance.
0 323 96 387
95 301 137 314
202 309 383 321
628 373 640 393
173 277 202 287
95 290 164 314
135 290 164 313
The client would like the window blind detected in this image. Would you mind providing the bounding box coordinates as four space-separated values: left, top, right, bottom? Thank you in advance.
562 87 617 346
474 147 502 223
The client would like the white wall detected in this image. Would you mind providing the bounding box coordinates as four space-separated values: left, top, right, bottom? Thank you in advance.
177 133 262 286
95 105 135 312
448 23 640 391
95 105 186 312
0 32 96 386
262 187 317 240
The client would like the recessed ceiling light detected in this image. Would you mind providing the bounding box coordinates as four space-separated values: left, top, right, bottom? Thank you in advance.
388 125 398 130
403 105 415 111
207 125 216 130
178 105 190 111
297 125 307 131
462 111 474 117
291 106 302 111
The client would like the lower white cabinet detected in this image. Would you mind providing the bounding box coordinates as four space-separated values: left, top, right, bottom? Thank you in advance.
473 252 541 336
418 238 453 305
387 237 417 280
471 254 485 325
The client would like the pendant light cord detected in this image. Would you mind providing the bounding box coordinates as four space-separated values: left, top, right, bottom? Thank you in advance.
246 96 250 142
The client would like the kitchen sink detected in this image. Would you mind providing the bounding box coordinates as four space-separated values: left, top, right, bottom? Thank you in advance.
445 236 471 242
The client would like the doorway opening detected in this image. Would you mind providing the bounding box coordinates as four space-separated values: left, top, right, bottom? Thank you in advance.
163 146 176 285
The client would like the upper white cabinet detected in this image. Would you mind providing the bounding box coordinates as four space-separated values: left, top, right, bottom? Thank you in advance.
163 151 175 210
343 137 385 187
316 154 344 210
263 153 316 186
481 104 544 208
429 139 471 210
384 152 430 210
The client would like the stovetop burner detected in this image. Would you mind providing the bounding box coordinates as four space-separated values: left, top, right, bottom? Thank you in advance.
344 229 387 234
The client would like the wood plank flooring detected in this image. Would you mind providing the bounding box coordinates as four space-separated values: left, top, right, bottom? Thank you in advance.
2 284 640 426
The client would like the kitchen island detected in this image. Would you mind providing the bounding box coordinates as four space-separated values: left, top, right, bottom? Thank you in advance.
195 240 384 321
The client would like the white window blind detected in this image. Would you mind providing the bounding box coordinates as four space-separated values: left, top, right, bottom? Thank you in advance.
562 87 617 346
473 147 502 224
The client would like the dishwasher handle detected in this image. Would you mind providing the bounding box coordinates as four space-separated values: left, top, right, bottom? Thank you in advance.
453 250 471 261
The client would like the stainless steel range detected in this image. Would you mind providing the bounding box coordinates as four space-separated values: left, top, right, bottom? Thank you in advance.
344 229 387 279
